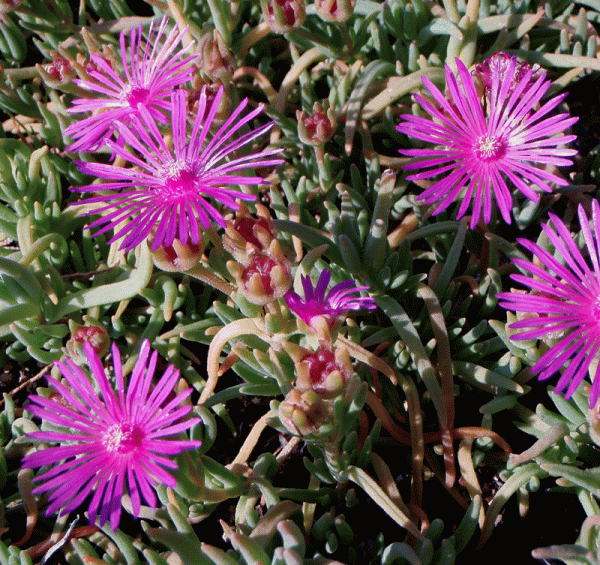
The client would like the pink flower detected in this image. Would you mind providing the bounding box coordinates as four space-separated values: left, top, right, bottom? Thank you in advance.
65 16 195 152
22 339 201 530
72 86 284 252
497 200 600 408
396 56 578 228
285 269 376 330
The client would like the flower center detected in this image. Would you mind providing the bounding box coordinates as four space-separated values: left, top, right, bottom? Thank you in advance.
591 295 600 323
474 134 506 162
102 422 144 455
161 161 199 196
121 84 151 107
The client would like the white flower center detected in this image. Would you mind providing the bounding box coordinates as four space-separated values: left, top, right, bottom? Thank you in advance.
102 422 144 455
474 134 506 162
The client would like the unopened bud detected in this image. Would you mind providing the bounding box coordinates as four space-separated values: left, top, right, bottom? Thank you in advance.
278 388 325 436
316 0 356 23
261 0 306 33
296 346 353 399
66 324 110 364
197 29 236 82
224 203 276 262
297 102 336 146
228 240 292 306
151 239 204 272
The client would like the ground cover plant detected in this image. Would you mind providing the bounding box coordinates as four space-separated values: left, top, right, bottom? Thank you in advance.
0 0 600 563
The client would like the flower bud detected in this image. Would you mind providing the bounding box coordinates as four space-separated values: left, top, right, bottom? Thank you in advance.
296 346 353 399
150 239 204 272
297 101 336 146
197 29 236 82
38 52 75 88
261 0 306 33
0 0 22 13
472 52 541 101
277 388 326 436
224 203 276 263
66 324 110 365
228 240 293 306
316 0 356 23
187 80 231 125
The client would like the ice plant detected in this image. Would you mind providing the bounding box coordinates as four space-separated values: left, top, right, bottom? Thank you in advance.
65 16 195 152
285 269 376 330
497 200 600 408
396 56 578 228
72 86 284 252
22 339 201 530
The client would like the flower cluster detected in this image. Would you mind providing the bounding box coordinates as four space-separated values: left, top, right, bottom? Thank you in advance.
68 17 284 253
498 200 600 408
275 268 375 437
396 54 577 228
22 340 201 530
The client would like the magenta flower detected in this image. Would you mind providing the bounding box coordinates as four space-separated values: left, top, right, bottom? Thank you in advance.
22 339 201 530
285 269 376 330
396 56 578 228
497 200 600 408
65 16 195 152
72 86 284 252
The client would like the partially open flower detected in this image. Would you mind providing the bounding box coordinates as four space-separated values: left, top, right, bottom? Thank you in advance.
261 0 306 33
228 240 292 305
316 0 356 23
285 269 376 336
297 101 336 146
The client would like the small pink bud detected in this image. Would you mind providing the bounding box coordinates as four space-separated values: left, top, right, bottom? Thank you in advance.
66 325 110 364
43 52 74 83
262 0 306 33
297 102 336 146
316 0 356 23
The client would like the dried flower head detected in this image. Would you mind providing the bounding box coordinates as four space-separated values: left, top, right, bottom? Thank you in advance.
72 86 284 252
396 57 578 228
22 340 201 530
497 200 600 407
41 52 75 85
65 16 195 152
285 269 376 332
